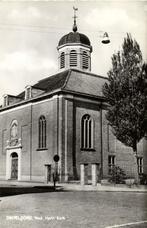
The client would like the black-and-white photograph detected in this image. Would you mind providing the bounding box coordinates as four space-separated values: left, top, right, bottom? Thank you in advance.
0 1 147 228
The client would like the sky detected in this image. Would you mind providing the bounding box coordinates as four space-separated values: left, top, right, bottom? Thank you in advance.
0 0 147 104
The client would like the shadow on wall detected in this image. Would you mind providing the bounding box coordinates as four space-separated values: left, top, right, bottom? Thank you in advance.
0 185 64 197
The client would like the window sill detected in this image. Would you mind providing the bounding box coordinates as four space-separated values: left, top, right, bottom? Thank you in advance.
36 148 48 151
80 148 96 152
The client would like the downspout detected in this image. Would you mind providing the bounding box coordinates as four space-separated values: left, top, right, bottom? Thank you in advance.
30 103 32 180
100 103 103 179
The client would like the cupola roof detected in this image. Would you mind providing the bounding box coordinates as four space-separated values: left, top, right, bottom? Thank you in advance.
58 32 91 47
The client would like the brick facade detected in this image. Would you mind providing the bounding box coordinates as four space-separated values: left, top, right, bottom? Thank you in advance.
0 69 146 183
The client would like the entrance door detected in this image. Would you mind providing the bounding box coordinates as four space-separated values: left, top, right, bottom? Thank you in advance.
11 153 18 179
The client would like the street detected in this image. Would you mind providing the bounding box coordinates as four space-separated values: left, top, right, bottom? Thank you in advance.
0 190 147 228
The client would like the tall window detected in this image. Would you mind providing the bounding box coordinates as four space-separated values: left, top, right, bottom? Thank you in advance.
82 51 89 69
60 52 65 69
70 50 77 67
108 155 115 174
137 157 143 174
81 114 93 149
38 116 46 149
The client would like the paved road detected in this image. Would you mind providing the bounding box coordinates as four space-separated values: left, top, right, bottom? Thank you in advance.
0 191 147 228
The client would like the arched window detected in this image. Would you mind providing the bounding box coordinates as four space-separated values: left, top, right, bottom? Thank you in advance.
82 51 89 69
38 116 46 149
81 114 94 149
60 52 65 69
70 50 77 67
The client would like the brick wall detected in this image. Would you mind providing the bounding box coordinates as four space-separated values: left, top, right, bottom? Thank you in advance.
0 105 31 179
74 100 101 179
0 94 146 182
0 97 58 181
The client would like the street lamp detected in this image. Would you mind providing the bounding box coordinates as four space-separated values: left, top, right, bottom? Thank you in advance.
101 32 110 44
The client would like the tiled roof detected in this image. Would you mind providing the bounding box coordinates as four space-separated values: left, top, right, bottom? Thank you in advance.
34 70 69 92
0 69 108 111
17 70 70 99
63 70 107 97
17 69 107 100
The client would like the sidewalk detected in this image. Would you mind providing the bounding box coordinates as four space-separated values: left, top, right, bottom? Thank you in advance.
61 183 147 192
0 180 147 192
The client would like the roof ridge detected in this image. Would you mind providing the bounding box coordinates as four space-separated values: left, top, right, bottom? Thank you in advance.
61 69 72 90
37 70 69 83
70 68 108 80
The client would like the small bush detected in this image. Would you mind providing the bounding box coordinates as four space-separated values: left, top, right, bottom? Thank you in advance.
139 173 147 185
109 166 126 184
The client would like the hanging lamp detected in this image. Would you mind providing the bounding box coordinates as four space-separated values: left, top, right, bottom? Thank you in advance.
101 32 110 44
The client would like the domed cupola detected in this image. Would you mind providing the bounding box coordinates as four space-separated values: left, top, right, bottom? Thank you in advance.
57 7 92 72
58 32 91 47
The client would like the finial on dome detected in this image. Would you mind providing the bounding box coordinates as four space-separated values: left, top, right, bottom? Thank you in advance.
73 6 78 32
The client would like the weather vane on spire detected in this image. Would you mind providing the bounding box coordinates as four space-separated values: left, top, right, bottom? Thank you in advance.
73 6 78 32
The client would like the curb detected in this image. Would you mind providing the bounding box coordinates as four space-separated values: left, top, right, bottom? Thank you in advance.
0 181 147 193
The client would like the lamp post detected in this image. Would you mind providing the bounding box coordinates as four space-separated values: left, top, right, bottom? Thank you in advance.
53 154 60 190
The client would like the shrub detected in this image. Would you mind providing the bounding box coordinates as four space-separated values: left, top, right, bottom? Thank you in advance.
109 165 126 184
139 173 147 185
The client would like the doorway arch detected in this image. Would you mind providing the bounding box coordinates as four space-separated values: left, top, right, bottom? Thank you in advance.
6 147 22 181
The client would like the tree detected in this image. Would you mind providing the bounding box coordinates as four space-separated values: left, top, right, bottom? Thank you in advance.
103 34 147 181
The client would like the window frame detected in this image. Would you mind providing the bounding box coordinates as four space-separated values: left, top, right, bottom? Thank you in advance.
137 157 143 174
108 155 115 174
38 115 47 150
81 114 94 151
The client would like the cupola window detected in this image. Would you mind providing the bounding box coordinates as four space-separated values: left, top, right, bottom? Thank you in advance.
60 52 65 69
70 50 77 67
82 51 89 69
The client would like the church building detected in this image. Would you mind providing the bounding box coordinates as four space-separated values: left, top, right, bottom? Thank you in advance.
0 11 146 183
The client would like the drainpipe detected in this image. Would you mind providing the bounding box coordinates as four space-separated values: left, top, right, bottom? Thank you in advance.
100 103 103 179
30 103 32 180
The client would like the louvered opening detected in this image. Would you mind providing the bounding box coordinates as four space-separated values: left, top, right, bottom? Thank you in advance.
70 50 77 67
82 51 89 69
60 52 65 69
